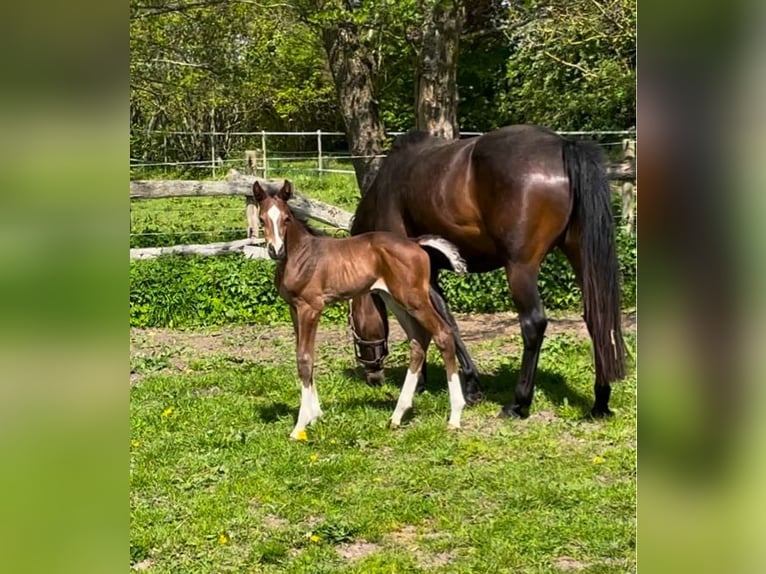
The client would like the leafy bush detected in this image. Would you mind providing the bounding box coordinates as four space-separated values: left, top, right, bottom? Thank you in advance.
130 226 635 328
130 255 347 328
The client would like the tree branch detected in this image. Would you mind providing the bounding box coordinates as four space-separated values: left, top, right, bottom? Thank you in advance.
132 0 292 19
542 50 596 78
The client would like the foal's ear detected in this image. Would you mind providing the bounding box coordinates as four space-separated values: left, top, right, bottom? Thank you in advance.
252 180 267 202
278 179 292 201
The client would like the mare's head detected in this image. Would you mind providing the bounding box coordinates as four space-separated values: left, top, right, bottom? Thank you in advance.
252 179 293 261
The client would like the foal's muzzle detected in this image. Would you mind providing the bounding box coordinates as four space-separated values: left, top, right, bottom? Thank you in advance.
267 244 285 261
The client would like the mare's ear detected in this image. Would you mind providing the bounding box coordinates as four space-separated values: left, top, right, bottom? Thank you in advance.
252 180 267 202
278 179 292 201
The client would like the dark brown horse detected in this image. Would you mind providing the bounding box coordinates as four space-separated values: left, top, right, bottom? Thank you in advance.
349 124 627 418
253 180 469 438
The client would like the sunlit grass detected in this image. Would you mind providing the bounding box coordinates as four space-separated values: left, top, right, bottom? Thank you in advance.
130 332 636 573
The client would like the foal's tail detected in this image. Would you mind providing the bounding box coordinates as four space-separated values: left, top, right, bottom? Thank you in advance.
562 140 627 383
416 236 467 273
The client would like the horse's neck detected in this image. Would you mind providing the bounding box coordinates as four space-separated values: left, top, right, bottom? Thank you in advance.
283 220 314 264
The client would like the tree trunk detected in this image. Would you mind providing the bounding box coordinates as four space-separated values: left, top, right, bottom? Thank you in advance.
321 24 387 196
416 0 464 139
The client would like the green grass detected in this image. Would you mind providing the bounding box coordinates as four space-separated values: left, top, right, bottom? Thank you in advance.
130 333 636 573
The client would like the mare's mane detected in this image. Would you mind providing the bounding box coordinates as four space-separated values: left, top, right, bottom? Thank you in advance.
389 130 436 154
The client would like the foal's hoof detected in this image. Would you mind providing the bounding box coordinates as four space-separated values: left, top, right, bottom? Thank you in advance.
498 404 529 419
447 423 461 431
590 406 614 419
365 370 385 387
388 418 401 429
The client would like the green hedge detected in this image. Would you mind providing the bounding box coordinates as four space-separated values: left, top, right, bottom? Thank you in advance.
130 229 635 328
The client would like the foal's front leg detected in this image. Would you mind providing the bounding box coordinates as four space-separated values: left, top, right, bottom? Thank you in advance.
290 304 323 440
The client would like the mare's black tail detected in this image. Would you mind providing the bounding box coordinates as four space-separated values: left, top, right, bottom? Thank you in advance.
562 139 627 383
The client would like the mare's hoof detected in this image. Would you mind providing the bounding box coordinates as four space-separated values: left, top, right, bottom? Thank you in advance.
365 370 385 387
447 423 461 431
498 404 529 419
590 406 614 419
388 418 401 429
464 390 484 406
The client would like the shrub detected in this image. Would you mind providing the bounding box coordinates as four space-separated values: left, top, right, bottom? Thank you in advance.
129 226 635 328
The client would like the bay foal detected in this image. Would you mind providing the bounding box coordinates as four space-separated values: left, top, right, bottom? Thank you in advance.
253 180 468 439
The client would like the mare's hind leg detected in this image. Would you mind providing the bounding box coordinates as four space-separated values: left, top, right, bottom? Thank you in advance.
559 230 612 417
500 263 547 419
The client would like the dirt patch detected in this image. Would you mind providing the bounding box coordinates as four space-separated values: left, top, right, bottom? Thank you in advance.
419 550 456 568
131 558 154 571
336 541 381 561
261 514 290 529
385 524 456 568
130 311 636 378
387 524 418 546
554 556 589 571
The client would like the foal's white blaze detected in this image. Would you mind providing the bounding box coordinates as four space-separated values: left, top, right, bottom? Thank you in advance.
447 372 466 429
390 368 420 426
267 205 284 252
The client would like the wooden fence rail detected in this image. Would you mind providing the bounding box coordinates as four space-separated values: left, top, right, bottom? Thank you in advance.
130 159 635 260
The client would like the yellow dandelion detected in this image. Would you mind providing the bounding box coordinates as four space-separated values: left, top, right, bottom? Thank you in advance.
161 407 174 418
218 534 228 544
592 455 605 464
295 430 308 441
310 534 320 543
131 439 140 448
309 453 319 462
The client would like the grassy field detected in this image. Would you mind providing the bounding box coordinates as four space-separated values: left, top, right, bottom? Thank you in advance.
130 317 636 573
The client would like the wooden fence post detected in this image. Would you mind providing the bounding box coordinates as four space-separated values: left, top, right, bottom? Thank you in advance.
317 129 323 176
261 130 267 179
620 139 636 235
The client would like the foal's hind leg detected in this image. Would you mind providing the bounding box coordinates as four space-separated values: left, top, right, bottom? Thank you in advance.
375 295 430 425
405 303 465 429
429 283 483 404
391 317 430 427
500 263 547 419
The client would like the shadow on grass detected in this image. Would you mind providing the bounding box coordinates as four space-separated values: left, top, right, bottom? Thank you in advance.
342 362 594 417
254 401 294 423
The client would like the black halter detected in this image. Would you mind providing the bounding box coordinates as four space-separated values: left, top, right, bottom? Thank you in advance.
347 300 388 370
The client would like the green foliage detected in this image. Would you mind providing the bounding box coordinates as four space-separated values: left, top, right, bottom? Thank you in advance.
130 255 348 328
129 223 635 328
500 0 636 131
131 1 636 165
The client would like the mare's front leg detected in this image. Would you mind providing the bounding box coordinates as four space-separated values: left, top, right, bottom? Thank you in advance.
290 303 323 439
